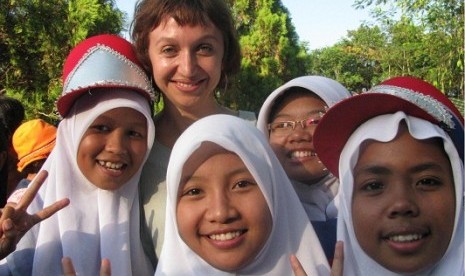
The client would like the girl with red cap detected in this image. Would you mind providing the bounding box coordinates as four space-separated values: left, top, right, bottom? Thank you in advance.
0 34 155 275
313 76 464 275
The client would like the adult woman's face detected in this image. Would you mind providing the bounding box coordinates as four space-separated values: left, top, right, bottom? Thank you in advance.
148 17 224 113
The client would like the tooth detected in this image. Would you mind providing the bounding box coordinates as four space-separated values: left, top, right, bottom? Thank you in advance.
390 234 422 242
209 231 241 241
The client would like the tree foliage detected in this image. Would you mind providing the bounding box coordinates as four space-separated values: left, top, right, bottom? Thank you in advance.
222 0 310 113
0 0 123 122
345 0 464 94
1 0 462 118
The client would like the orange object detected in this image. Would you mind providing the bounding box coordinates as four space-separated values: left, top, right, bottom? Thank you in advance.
12 119 56 172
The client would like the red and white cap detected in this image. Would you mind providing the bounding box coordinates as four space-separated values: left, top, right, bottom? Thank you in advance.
314 76 464 177
58 34 154 117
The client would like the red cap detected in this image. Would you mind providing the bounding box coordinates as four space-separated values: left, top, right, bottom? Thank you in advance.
58 34 154 117
314 76 464 177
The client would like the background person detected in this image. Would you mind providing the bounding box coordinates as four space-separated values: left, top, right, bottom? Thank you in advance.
131 0 255 262
256 75 351 262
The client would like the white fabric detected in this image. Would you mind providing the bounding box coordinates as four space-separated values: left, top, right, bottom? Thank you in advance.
139 109 257 261
292 175 339 221
155 114 330 275
2 90 155 276
256 75 351 221
256 75 351 134
336 111 464 275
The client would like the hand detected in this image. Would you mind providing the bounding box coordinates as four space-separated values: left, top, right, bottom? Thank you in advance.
290 241 344 276
290 254 307 276
0 170 70 259
330 241 344 276
62 257 111 276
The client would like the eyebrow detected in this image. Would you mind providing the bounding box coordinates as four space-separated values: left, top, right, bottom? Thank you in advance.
153 34 221 45
355 162 446 176
354 165 391 176
408 162 446 174
180 166 252 184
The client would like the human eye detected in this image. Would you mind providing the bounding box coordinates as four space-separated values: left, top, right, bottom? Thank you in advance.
364 182 384 191
356 180 385 195
270 121 293 130
161 46 177 57
180 186 203 197
127 126 146 139
416 177 443 190
305 117 321 126
88 124 110 133
232 179 257 190
197 44 214 55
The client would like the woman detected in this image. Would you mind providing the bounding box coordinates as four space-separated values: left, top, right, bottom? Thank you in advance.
131 0 255 262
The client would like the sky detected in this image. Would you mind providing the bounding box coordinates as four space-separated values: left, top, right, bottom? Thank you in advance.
115 0 373 50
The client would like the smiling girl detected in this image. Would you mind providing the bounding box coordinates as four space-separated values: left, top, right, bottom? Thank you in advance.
155 114 329 275
314 76 464 275
0 34 155 275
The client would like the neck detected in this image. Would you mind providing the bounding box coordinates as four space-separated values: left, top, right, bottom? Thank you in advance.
155 102 236 148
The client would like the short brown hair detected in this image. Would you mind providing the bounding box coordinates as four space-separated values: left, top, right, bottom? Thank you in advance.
131 0 241 89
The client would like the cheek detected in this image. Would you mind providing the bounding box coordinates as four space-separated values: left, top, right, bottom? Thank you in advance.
130 142 148 165
176 202 198 240
269 141 286 160
76 137 94 167
246 194 273 241
427 192 456 236
351 198 378 243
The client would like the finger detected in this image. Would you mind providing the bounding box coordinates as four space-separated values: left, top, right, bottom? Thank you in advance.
330 241 344 276
0 206 14 225
16 170 48 210
62 257 76 275
32 198 70 225
100 259 111 276
0 206 15 236
0 218 17 258
290 254 307 276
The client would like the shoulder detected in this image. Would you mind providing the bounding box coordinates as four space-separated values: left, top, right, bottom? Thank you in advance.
238 110 257 125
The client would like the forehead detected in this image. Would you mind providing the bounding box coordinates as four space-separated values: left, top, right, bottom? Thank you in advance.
269 89 326 120
357 125 449 169
182 142 231 174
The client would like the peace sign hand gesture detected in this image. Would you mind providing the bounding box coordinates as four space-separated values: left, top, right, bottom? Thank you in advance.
0 170 70 259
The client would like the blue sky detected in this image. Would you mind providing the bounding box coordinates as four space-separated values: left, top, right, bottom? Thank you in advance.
115 0 373 50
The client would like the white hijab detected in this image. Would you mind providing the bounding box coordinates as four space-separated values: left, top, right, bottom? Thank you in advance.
336 111 464 275
256 75 351 220
156 114 330 275
5 90 155 276
256 75 352 134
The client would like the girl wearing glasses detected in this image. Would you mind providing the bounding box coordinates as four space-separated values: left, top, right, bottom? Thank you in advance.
257 76 351 263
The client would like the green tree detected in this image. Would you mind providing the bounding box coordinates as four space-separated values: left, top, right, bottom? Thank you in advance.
354 0 464 95
223 0 309 113
0 0 123 122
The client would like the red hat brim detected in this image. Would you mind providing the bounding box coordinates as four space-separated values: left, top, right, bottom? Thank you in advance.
314 93 463 177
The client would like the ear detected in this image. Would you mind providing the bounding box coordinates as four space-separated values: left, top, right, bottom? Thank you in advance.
0 151 7 170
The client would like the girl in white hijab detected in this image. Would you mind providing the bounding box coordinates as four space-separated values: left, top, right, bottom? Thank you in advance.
0 34 155 275
256 76 352 261
156 114 330 275
314 76 464 275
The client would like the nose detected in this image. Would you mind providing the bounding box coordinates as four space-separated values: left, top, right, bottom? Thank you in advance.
205 191 239 224
105 130 128 155
178 50 198 77
387 184 420 218
288 123 313 142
